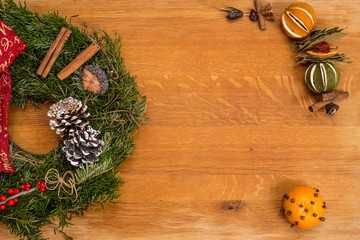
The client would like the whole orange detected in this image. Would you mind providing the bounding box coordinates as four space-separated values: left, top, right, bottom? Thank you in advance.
282 186 326 229
281 2 316 39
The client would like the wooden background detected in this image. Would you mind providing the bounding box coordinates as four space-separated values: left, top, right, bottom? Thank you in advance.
2 0 360 239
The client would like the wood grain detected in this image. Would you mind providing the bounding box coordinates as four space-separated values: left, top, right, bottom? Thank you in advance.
2 0 360 239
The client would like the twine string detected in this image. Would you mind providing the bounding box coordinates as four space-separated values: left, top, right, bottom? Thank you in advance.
45 168 78 202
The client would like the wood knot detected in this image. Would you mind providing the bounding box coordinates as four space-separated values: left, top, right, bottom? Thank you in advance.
220 200 243 211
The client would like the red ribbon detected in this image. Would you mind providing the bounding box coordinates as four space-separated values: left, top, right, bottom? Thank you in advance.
0 20 27 173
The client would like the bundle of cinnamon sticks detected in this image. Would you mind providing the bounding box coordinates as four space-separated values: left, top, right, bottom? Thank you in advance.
37 27 100 80
37 27 72 78
308 90 349 113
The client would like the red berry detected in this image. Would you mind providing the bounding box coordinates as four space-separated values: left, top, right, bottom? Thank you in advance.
37 181 41 186
25 183 31 188
40 188 46 192
0 195 7 201
315 41 331 53
25 187 30 191
40 183 46 188
8 200 14 206
14 198 19 203
20 184 26 189
7 188 14 195
0 204 6 210
13 189 20 194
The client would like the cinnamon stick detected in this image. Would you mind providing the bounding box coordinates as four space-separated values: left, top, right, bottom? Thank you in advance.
37 27 71 77
316 90 341 101
308 91 349 112
41 29 72 77
254 0 266 30
57 43 100 80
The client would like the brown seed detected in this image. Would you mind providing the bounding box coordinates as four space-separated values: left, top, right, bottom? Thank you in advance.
313 213 318 217
314 193 318 197
319 217 326 221
295 221 298 225
283 194 289 199
291 198 295 203
287 211 292 216
290 223 295 228
299 204 303 208
311 201 315 205
301 216 305 220
226 11 244 20
305 209 309 213
315 188 320 192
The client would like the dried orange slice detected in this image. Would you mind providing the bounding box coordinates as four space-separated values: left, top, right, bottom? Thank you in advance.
281 2 316 39
306 50 339 58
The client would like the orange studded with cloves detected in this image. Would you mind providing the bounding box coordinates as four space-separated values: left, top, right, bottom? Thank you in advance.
282 186 325 229
281 2 316 39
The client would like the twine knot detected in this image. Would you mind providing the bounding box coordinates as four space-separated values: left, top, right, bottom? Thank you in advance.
45 168 78 202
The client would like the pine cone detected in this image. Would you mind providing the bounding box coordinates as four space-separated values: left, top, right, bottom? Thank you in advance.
48 97 90 137
62 126 105 168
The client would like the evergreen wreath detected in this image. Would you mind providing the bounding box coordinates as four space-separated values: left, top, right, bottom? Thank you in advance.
0 0 147 239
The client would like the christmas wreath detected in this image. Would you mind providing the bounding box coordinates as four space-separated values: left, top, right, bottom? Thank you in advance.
0 0 146 239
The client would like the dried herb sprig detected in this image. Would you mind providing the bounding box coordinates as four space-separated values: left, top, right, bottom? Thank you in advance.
292 27 347 52
296 53 352 65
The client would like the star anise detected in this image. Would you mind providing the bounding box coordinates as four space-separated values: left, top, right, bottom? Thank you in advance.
260 3 274 20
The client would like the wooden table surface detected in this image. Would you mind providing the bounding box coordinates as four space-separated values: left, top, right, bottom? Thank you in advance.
2 0 360 239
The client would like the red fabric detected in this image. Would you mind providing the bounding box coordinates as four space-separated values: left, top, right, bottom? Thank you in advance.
0 20 27 173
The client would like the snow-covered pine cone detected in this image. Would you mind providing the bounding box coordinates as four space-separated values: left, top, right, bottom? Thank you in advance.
48 97 90 137
62 126 105 168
